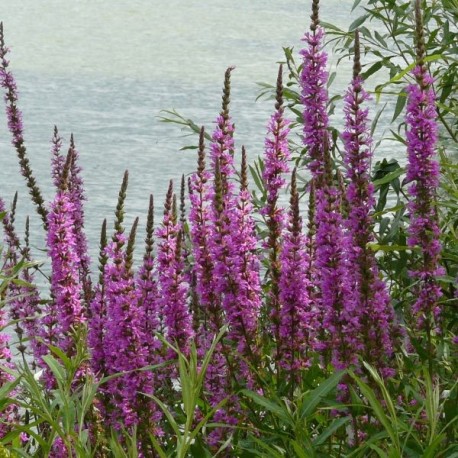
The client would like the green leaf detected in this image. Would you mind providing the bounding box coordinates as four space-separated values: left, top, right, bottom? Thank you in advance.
350 372 400 453
42 355 66 387
392 91 407 122
300 371 345 419
240 389 292 425
372 168 405 187
368 244 410 252
363 61 383 80
313 416 350 445
291 440 314 458
349 14 370 32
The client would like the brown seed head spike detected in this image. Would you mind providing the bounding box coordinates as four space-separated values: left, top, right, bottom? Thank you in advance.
221 66 235 121
164 180 173 216
24 216 30 250
311 0 320 32
98 219 108 284
11 192 18 226
0 23 5 57
114 170 129 238
275 64 284 113
187 176 192 197
290 168 301 235
353 30 362 80
60 150 73 191
241 146 248 191
213 157 223 217
197 126 206 175
180 174 186 226
172 194 178 225
415 0 426 70
125 216 139 274
145 194 154 259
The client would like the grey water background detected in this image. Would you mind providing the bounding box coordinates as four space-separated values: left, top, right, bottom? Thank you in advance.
0 0 401 277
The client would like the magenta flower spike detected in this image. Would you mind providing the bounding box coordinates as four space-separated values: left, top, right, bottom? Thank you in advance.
157 181 193 356
210 67 236 199
278 169 312 382
46 162 86 357
136 195 162 357
261 66 291 355
342 32 397 375
1 203 42 360
51 126 64 190
103 222 154 429
223 148 261 360
0 23 48 227
0 296 18 438
314 182 361 370
300 0 330 182
406 2 444 341
189 128 219 322
67 135 91 299
88 220 108 377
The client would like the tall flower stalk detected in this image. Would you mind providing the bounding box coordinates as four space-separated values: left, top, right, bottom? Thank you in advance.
342 31 397 376
300 0 330 184
0 23 48 228
101 176 155 434
46 154 86 357
406 0 443 371
261 65 291 364
278 169 311 387
157 181 193 357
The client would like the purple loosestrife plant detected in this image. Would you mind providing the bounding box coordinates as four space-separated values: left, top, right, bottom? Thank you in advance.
224 148 261 362
0 23 48 228
314 177 361 370
406 1 444 365
1 204 42 360
188 129 233 450
210 67 236 199
0 302 18 438
300 0 330 184
157 181 193 357
278 169 312 386
300 0 359 370
136 195 162 359
189 128 221 327
261 65 291 362
50 131 91 302
51 127 65 190
89 172 127 380
342 32 397 376
46 154 86 360
207 69 238 322
88 219 108 377
103 221 154 430
67 135 91 301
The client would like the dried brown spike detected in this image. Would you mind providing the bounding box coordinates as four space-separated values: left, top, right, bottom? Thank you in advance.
353 30 361 79
144 194 155 259
197 126 206 176
180 174 186 226
114 170 129 238
164 180 173 216
126 217 139 274
98 218 108 284
275 64 284 112
241 146 248 191
311 0 320 32
221 66 235 119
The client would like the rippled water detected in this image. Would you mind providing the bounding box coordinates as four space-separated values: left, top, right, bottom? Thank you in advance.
0 0 402 268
